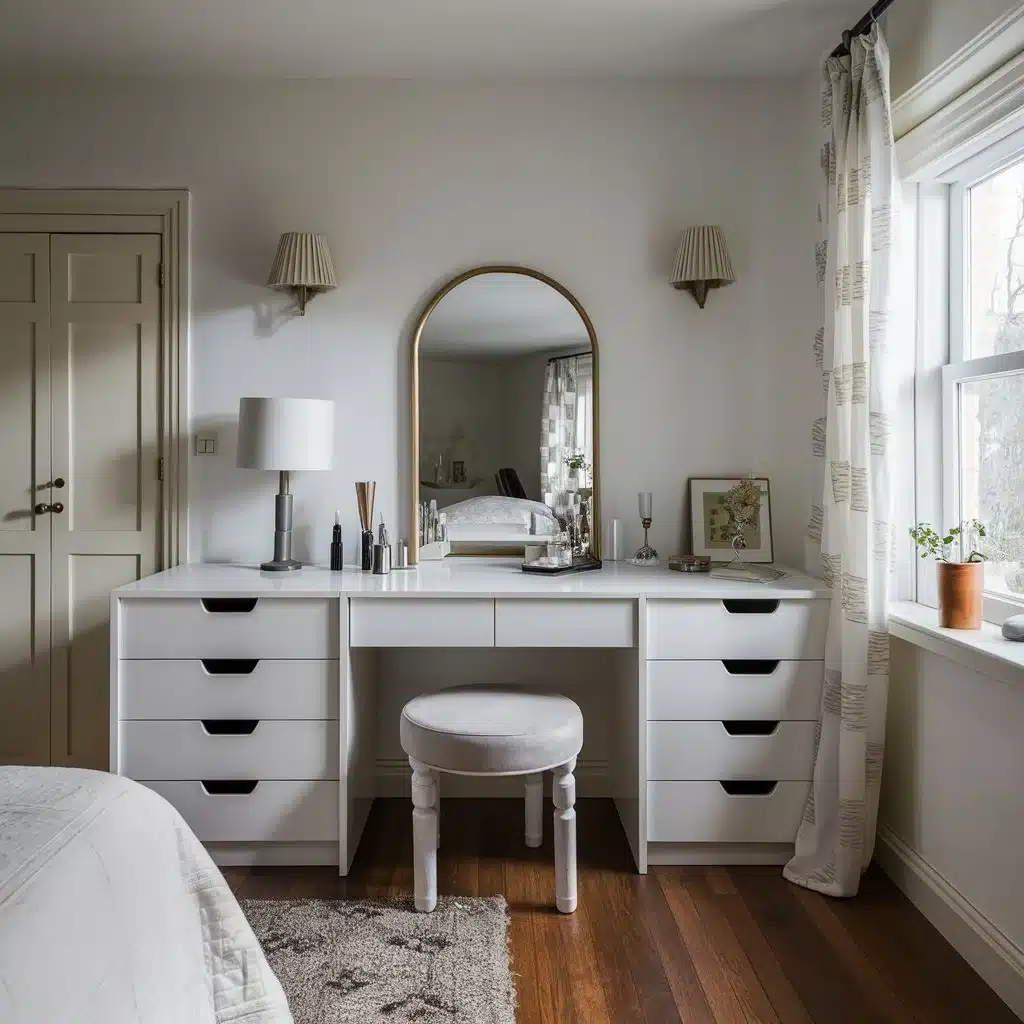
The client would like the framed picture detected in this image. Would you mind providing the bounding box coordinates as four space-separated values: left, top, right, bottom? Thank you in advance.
689 477 773 563
452 460 466 484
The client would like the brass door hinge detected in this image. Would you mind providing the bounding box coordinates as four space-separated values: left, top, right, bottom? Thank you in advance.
157 457 165 481
158 262 165 287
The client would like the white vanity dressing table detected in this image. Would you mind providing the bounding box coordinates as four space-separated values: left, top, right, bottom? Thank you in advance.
110 558 829 874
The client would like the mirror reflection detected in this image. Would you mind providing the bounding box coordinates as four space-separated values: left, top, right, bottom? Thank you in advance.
415 270 597 557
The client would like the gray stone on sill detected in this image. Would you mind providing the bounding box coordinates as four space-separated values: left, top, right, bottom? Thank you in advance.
1001 615 1024 641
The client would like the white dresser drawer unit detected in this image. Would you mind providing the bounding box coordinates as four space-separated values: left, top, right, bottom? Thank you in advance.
120 597 338 659
494 599 635 648
144 780 339 843
120 720 338 781
647 781 810 843
647 720 818 781
119 659 339 720
647 598 829 661
647 660 823 721
350 598 495 647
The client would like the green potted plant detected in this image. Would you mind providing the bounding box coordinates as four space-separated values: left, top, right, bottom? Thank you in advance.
908 519 987 629
564 452 590 492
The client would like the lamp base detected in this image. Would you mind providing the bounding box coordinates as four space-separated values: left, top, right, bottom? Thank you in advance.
260 558 302 572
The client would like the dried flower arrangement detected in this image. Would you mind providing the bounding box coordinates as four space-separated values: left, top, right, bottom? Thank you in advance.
721 477 764 548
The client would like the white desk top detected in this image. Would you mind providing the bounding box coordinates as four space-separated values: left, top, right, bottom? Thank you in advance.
114 559 830 600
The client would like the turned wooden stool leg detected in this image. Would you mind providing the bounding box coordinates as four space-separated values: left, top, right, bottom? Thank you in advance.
552 757 577 913
410 757 438 912
524 772 543 848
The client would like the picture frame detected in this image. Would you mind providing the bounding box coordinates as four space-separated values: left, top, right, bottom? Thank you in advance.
452 460 466 484
689 477 773 563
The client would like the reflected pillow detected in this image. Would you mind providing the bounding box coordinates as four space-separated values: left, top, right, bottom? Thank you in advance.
441 496 559 536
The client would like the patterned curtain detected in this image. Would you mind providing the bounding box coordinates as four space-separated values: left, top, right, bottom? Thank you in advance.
785 24 895 898
540 355 592 510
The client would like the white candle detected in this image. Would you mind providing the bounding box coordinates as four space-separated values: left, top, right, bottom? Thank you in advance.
638 491 653 519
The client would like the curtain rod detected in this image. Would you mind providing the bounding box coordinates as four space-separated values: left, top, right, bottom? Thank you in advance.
830 0 897 58
547 351 592 363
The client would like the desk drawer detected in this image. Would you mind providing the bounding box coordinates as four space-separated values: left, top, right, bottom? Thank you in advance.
145 780 338 843
120 660 338 720
350 598 494 647
647 599 828 660
121 720 337 780
495 599 635 648
120 598 337 659
647 781 809 843
647 660 823 721
647 720 817 781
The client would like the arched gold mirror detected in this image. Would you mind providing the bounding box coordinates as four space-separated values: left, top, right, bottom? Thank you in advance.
411 266 600 564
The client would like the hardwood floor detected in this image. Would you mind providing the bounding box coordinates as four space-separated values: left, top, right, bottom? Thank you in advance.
224 798 1016 1024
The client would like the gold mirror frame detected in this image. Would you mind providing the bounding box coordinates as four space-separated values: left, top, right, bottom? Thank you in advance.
410 265 600 565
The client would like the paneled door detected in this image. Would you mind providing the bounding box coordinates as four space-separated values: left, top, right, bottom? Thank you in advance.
0 235 52 764
0 232 162 768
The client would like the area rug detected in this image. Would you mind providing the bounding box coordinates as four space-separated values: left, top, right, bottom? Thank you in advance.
241 896 515 1024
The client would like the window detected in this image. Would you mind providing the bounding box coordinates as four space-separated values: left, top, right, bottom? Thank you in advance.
943 150 1024 620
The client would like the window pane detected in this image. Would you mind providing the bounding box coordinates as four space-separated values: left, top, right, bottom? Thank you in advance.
959 373 1024 599
969 160 1024 358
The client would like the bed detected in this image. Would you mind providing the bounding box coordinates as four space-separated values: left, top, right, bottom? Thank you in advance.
0 766 291 1023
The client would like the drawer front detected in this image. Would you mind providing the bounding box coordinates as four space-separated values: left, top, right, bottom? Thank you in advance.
120 660 339 720
120 598 338 659
647 660 823 721
647 781 809 843
646 720 817 781
145 780 338 843
121 720 338 780
647 599 829 660
350 598 494 647
495 599 635 648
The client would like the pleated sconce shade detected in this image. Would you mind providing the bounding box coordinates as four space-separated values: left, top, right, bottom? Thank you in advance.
267 232 337 315
671 225 735 308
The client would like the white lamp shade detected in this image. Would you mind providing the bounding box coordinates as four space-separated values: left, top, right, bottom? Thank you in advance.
267 232 337 291
236 397 335 471
671 225 736 288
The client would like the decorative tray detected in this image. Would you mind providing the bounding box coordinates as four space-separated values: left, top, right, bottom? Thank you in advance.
521 555 603 576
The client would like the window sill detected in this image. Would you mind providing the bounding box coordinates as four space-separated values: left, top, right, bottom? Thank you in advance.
889 601 1024 687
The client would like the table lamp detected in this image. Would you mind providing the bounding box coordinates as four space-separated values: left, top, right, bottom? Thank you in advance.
237 397 335 571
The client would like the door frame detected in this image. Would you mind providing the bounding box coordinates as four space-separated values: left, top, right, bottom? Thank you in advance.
0 189 190 567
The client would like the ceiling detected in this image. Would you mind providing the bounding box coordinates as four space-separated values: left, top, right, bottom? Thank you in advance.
420 274 591 357
0 0 868 79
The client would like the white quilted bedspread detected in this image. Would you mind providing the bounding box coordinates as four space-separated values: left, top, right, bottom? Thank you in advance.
0 766 291 1024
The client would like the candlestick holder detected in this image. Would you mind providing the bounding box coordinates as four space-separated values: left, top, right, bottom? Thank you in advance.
629 516 659 566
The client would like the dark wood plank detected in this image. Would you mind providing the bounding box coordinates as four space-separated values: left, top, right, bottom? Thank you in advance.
224 800 1015 1024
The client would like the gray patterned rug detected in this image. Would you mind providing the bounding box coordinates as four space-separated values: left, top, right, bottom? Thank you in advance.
242 897 516 1024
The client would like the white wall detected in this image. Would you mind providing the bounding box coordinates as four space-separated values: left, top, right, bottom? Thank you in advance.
0 78 817 566
886 0 1022 98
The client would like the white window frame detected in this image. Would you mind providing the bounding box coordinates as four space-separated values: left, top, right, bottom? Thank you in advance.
918 132 1024 623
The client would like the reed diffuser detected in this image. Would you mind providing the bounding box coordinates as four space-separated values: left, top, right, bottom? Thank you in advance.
355 481 376 571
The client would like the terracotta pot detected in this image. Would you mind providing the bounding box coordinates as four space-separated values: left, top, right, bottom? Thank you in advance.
937 561 983 629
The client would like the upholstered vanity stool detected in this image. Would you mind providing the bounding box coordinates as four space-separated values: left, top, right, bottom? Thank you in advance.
399 687 584 914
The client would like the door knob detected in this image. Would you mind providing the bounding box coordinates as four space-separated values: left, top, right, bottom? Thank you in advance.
53 478 65 488
35 502 64 515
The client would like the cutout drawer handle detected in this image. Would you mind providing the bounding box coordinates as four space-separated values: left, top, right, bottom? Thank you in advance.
720 781 778 796
201 659 259 675
722 599 780 614
722 720 779 736
200 597 258 614
722 659 780 675
201 719 259 735
201 780 259 795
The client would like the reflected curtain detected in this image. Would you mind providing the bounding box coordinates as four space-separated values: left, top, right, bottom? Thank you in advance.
785 24 895 898
540 354 592 510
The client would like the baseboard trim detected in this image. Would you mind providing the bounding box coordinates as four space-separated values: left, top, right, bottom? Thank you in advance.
647 842 793 866
372 757 609 798
208 842 338 867
876 825 1024 1019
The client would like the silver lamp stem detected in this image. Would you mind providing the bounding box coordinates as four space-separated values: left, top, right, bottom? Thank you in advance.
263 469 302 571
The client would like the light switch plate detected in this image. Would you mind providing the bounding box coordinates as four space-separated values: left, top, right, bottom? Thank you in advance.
194 436 217 455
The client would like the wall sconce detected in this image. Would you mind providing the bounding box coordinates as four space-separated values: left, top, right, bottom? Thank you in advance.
671 225 735 308
267 232 337 315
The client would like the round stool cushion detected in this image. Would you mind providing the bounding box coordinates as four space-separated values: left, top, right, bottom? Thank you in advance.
400 687 583 775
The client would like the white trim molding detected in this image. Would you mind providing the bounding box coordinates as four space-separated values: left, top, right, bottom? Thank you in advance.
889 601 1024 689
893 6 1024 142
876 825 1024 1020
0 189 191 568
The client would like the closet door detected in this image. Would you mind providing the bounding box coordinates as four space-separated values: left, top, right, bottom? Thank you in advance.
49 234 162 768
0 234 52 764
